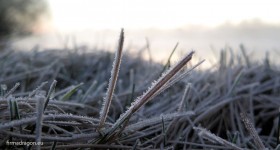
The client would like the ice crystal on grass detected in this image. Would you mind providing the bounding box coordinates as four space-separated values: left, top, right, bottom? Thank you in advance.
240 112 267 149
100 51 195 142
126 111 194 131
99 29 124 129
194 126 243 150
35 96 45 150
0 29 279 149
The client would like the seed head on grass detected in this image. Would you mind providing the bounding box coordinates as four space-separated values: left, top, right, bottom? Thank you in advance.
98 28 124 130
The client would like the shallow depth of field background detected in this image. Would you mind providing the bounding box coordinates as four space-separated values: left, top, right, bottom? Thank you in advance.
1 1 280 149
9 0 280 66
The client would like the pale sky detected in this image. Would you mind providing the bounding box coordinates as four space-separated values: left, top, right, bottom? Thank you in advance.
48 0 280 30
15 0 280 68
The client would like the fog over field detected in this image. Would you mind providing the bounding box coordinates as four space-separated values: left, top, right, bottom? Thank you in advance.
4 0 279 68
12 19 280 67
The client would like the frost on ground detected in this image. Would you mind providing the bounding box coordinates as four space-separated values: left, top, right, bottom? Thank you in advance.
0 39 279 149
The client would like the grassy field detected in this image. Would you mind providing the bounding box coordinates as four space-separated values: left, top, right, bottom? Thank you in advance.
0 30 279 149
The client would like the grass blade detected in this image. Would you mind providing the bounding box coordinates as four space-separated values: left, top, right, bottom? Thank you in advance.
35 96 45 150
60 82 84 101
101 51 194 142
194 126 243 150
240 112 266 149
98 28 124 129
161 42 179 73
44 80 57 110
81 80 97 102
28 81 48 98
4 83 20 98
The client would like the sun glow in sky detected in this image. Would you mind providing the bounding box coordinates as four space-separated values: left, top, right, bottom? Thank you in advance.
48 0 280 31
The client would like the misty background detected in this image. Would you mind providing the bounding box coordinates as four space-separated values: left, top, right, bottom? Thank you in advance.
1 0 280 67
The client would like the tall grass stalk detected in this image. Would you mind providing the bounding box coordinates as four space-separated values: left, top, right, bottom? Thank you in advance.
98 28 124 129
101 51 194 141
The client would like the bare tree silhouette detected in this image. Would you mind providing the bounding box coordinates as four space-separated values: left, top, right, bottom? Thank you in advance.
0 0 49 39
